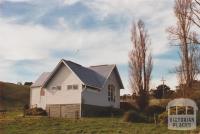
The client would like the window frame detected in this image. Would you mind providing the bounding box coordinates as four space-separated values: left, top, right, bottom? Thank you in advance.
66 84 79 90
67 85 73 90
51 86 61 90
108 84 115 102
73 84 78 90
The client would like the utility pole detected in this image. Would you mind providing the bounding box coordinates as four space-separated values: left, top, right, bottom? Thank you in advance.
161 76 166 99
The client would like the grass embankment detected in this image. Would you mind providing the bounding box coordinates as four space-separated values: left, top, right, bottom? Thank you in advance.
0 81 30 110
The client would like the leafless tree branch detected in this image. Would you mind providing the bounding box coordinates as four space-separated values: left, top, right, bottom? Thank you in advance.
129 20 152 110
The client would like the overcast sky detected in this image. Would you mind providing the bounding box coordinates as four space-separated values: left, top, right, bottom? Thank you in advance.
0 0 180 94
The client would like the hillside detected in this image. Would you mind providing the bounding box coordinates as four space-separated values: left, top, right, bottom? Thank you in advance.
0 81 30 110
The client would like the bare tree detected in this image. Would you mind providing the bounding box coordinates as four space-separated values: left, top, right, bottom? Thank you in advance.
129 20 152 110
190 0 200 28
167 0 200 94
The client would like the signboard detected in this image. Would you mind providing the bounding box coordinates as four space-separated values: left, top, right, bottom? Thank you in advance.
167 98 198 130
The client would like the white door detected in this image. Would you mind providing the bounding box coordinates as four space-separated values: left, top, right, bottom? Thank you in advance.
39 89 46 109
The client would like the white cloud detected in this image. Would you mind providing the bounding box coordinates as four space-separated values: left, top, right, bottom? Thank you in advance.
0 0 183 93
0 18 132 62
84 0 174 19
83 0 177 56
0 19 56 60
61 0 182 93
63 0 80 5
0 18 131 83
2 0 31 2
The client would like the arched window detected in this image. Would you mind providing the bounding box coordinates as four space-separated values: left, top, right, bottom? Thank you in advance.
108 84 115 102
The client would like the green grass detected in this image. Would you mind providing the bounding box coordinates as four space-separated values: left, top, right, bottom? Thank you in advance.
1 111 200 134
1 81 200 133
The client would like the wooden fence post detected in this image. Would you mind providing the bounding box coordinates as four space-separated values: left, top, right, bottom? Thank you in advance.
60 105 62 118
48 107 50 118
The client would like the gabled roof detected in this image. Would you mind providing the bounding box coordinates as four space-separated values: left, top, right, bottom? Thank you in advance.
89 65 115 80
31 72 51 88
32 59 124 89
63 60 105 89
89 64 124 88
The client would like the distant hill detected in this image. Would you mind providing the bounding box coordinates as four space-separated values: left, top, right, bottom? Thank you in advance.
0 81 30 110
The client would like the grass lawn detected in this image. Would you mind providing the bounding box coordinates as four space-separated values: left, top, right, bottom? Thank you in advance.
1 111 200 134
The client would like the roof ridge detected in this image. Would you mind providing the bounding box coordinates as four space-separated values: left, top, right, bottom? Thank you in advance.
89 64 115 67
63 60 104 89
62 59 82 67
62 59 115 68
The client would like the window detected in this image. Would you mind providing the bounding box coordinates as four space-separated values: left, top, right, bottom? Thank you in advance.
187 106 194 115
67 85 72 90
52 86 57 90
49 86 61 94
108 84 115 102
177 106 186 115
51 86 61 90
57 86 61 90
73 85 78 90
67 84 78 90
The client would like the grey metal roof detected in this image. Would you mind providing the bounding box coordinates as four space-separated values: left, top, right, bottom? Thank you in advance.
31 72 51 88
89 65 115 79
33 59 124 89
63 60 108 89
90 64 124 89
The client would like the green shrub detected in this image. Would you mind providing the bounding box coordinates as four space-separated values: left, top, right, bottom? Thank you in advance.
196 111 200 125
158 111 168 124
25 108 47 116
123 110 148 123
135 91 149 111
158 107 176 124
23 104 29 110
120 102 138 111
145 105 165 116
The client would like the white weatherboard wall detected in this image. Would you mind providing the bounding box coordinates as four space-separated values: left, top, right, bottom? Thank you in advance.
82 69 121 108
45 64 83 107
30 87 43 108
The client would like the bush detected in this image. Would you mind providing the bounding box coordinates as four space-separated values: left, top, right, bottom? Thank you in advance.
145 105 165 116
123 110 148 123
158 107 177 124
120 102 138 111
194 111 200 125
23 104 29 110
158 111 168 124
135 91 149 111
25 107 47 116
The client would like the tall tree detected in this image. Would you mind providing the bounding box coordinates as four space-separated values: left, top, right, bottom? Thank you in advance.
167 0 200 91
190 0 200 28
129 20 153 110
